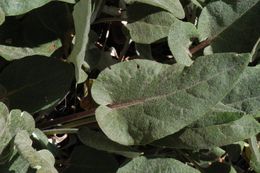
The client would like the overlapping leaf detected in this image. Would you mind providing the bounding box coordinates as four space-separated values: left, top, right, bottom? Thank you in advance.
117 156 199 173
0 39 61 61
0 0 75 22
0 55 74 113
0 102 35 153
92 53 250 145
153 113 260 149
126 10 176 44
78 127 141 158
14 130 57 173
198 0 260 54
68 0 92 83
168 20 199 66
222 65 260 116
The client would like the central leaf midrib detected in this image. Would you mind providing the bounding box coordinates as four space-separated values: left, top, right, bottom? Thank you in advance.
108 64 238 110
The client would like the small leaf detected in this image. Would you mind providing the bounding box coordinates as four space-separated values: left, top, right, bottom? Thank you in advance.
124 0 185 19
168 20 199 66
92 53 250 145
68 0 92 83
78 127 142 158
0 102 35 153
117 156 200 173
153 113 260 149
0 39 62 61
0 55 74 113
198 0 260 54
14 130 57 173
126 10 176 44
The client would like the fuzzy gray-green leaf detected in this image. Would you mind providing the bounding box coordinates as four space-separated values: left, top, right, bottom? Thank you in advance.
198 0 260 54
68 0 92 83
117 156 199 173
153 114 260 149
168 20 199 66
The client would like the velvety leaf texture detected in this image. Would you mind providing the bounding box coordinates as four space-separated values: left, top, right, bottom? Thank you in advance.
0 102 35 153
0 56 74 113
117 156 199 173
223 65 260 116
0 0 75 16
198 0 260 54
68 0 92 83
168 20 199 66
14 130 58 173
0 39 62 61
126 11 176 44
92 53 250 145
153 114 260 149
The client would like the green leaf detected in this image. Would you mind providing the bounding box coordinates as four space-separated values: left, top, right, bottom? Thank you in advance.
92 53 250 145
0 55 74 113
68 0 92 83
0 6 4 25
153 113 260 149
126 11 176 44
251 38 260 62
124 0 185 19
222 65 260 116
248 136 260 172
78 127 142 158
117 156 199 173
198 0 260 54
14 130 57 173
0 39 62 61
0 0 75 17
64 145 119 173
168 20 199 66
0 102 35 153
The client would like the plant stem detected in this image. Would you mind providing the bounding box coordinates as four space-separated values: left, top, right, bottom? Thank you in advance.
43 128 79 135
190 38 212 55
38 108 96 129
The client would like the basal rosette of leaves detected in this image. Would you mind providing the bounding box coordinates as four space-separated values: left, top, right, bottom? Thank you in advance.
0 0 260 172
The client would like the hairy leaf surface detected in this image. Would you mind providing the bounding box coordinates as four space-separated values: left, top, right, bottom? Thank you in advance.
92 53 250 145
117 156 199 173
198 0 260 54
168 20 199 66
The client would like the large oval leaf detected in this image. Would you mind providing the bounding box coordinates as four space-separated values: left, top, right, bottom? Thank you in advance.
124 0 185 19
198 0 260 54
92 53 250 145
117 156 199 173
0 56 74 113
